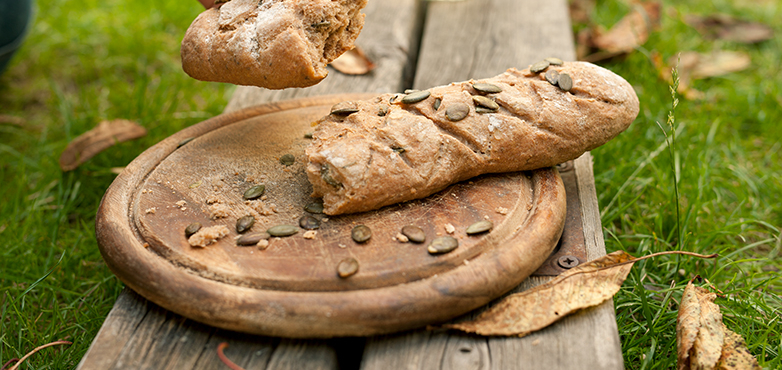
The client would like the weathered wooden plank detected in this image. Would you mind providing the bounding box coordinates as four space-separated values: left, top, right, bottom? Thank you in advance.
78 2 422 368
224 0 423 113
360 0 623 368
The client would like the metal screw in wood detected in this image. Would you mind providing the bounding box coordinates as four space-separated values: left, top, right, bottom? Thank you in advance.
557 255 579 269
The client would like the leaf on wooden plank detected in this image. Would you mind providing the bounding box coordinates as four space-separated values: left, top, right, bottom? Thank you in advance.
330 47 376 75
443 250 636 336
676 282 761 370
580 2 661 62
59 119 146 171
685 14 773 44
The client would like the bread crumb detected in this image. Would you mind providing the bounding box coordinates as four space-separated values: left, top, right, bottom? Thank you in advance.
338 243 347 249
395 233 409 243
303 230 317 239
257 239 270 250
145 207 157 214
206 195 220 204
245 200 277 216
188 225 230 247
176 200 187 210
495 207 509 215
445 223 455 234
209 203 231 219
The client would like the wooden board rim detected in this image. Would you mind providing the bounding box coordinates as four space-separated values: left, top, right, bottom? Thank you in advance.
96 94 567 338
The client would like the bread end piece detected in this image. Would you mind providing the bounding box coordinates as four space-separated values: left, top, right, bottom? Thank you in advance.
181 0 368 89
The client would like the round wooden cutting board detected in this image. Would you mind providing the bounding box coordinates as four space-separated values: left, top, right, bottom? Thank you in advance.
96 94 567 338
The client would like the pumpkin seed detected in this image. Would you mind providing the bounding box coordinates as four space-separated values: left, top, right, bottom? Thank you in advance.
545 57 564 66
433 98 442 111
545 69 560 85
530 60 550 73
472 95 499 111
177 137 195 148
299 215 320 230
392 147 405 154
473 83 502 94
321 165 341 187
185 222 202 238
558 73 573 91
378 105 389 116
243 185 265 200
427 236 459 255
401 90 431 104
401 225 425 243
446 103 470 121
280 154 295 166
236 232 270 246
475 107 495 114
267 225 299 237
404 89 418 94
337 258 359 278
312 20 330 28
466 220 493 235
303 132 313 139
351 225 372 243
330 102 359 116
304 201 324 214
236 215 255 233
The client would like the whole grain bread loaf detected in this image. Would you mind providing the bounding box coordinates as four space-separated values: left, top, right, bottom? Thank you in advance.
305 61 639 215
181 0 367 89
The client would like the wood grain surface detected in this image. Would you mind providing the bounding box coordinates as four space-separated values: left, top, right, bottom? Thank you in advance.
79 0 625 368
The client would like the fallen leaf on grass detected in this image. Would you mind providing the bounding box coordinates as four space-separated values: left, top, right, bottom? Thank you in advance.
59 119 146 171
654 50 751 100
579 2 661 62
443 250 716 337
330 47 376 75
677 281 761 370
685 14 773 44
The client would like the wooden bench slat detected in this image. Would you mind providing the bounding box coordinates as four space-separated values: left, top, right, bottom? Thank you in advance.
359 0 622 368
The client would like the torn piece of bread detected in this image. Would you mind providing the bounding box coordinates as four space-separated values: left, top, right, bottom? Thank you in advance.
181 0 368 89
305 61 640 215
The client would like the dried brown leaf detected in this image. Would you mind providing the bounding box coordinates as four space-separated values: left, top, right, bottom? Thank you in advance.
685 14 773 44
581 2 661 62
717 327 762 369
677 283 725 370
443 250 636 337
330 47 376 75
59 119 146 171
654 50 750 100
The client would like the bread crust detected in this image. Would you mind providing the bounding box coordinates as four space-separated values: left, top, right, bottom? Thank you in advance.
305 61 640 215
181 0 367 89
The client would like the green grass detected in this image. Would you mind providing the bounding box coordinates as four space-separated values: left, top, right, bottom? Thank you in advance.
0 0 780 368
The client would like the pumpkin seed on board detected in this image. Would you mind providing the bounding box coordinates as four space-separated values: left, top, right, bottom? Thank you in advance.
530 60 550 73
401 90 431 104
236 232 270 246
401 225 426 243
236 215 255 233
304 201 324 214
446 103 470 121
545 57 564 65
545 69 560 85
243 185 265 200
280 154 295 166
472 95 499 111
558 73 573 91
337 258 359 278
267 225 299 237
466 220 493 235
472 83 502 94
427 236 459 255
299 215 320 230
185 222 202 238
351 225 372 243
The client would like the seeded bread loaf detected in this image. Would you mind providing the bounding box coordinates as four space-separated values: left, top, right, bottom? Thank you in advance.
181 0 368 89
305 61 639 215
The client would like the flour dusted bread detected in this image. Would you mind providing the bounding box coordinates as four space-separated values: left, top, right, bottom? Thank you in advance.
305 61 639 215
181 0 368 89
